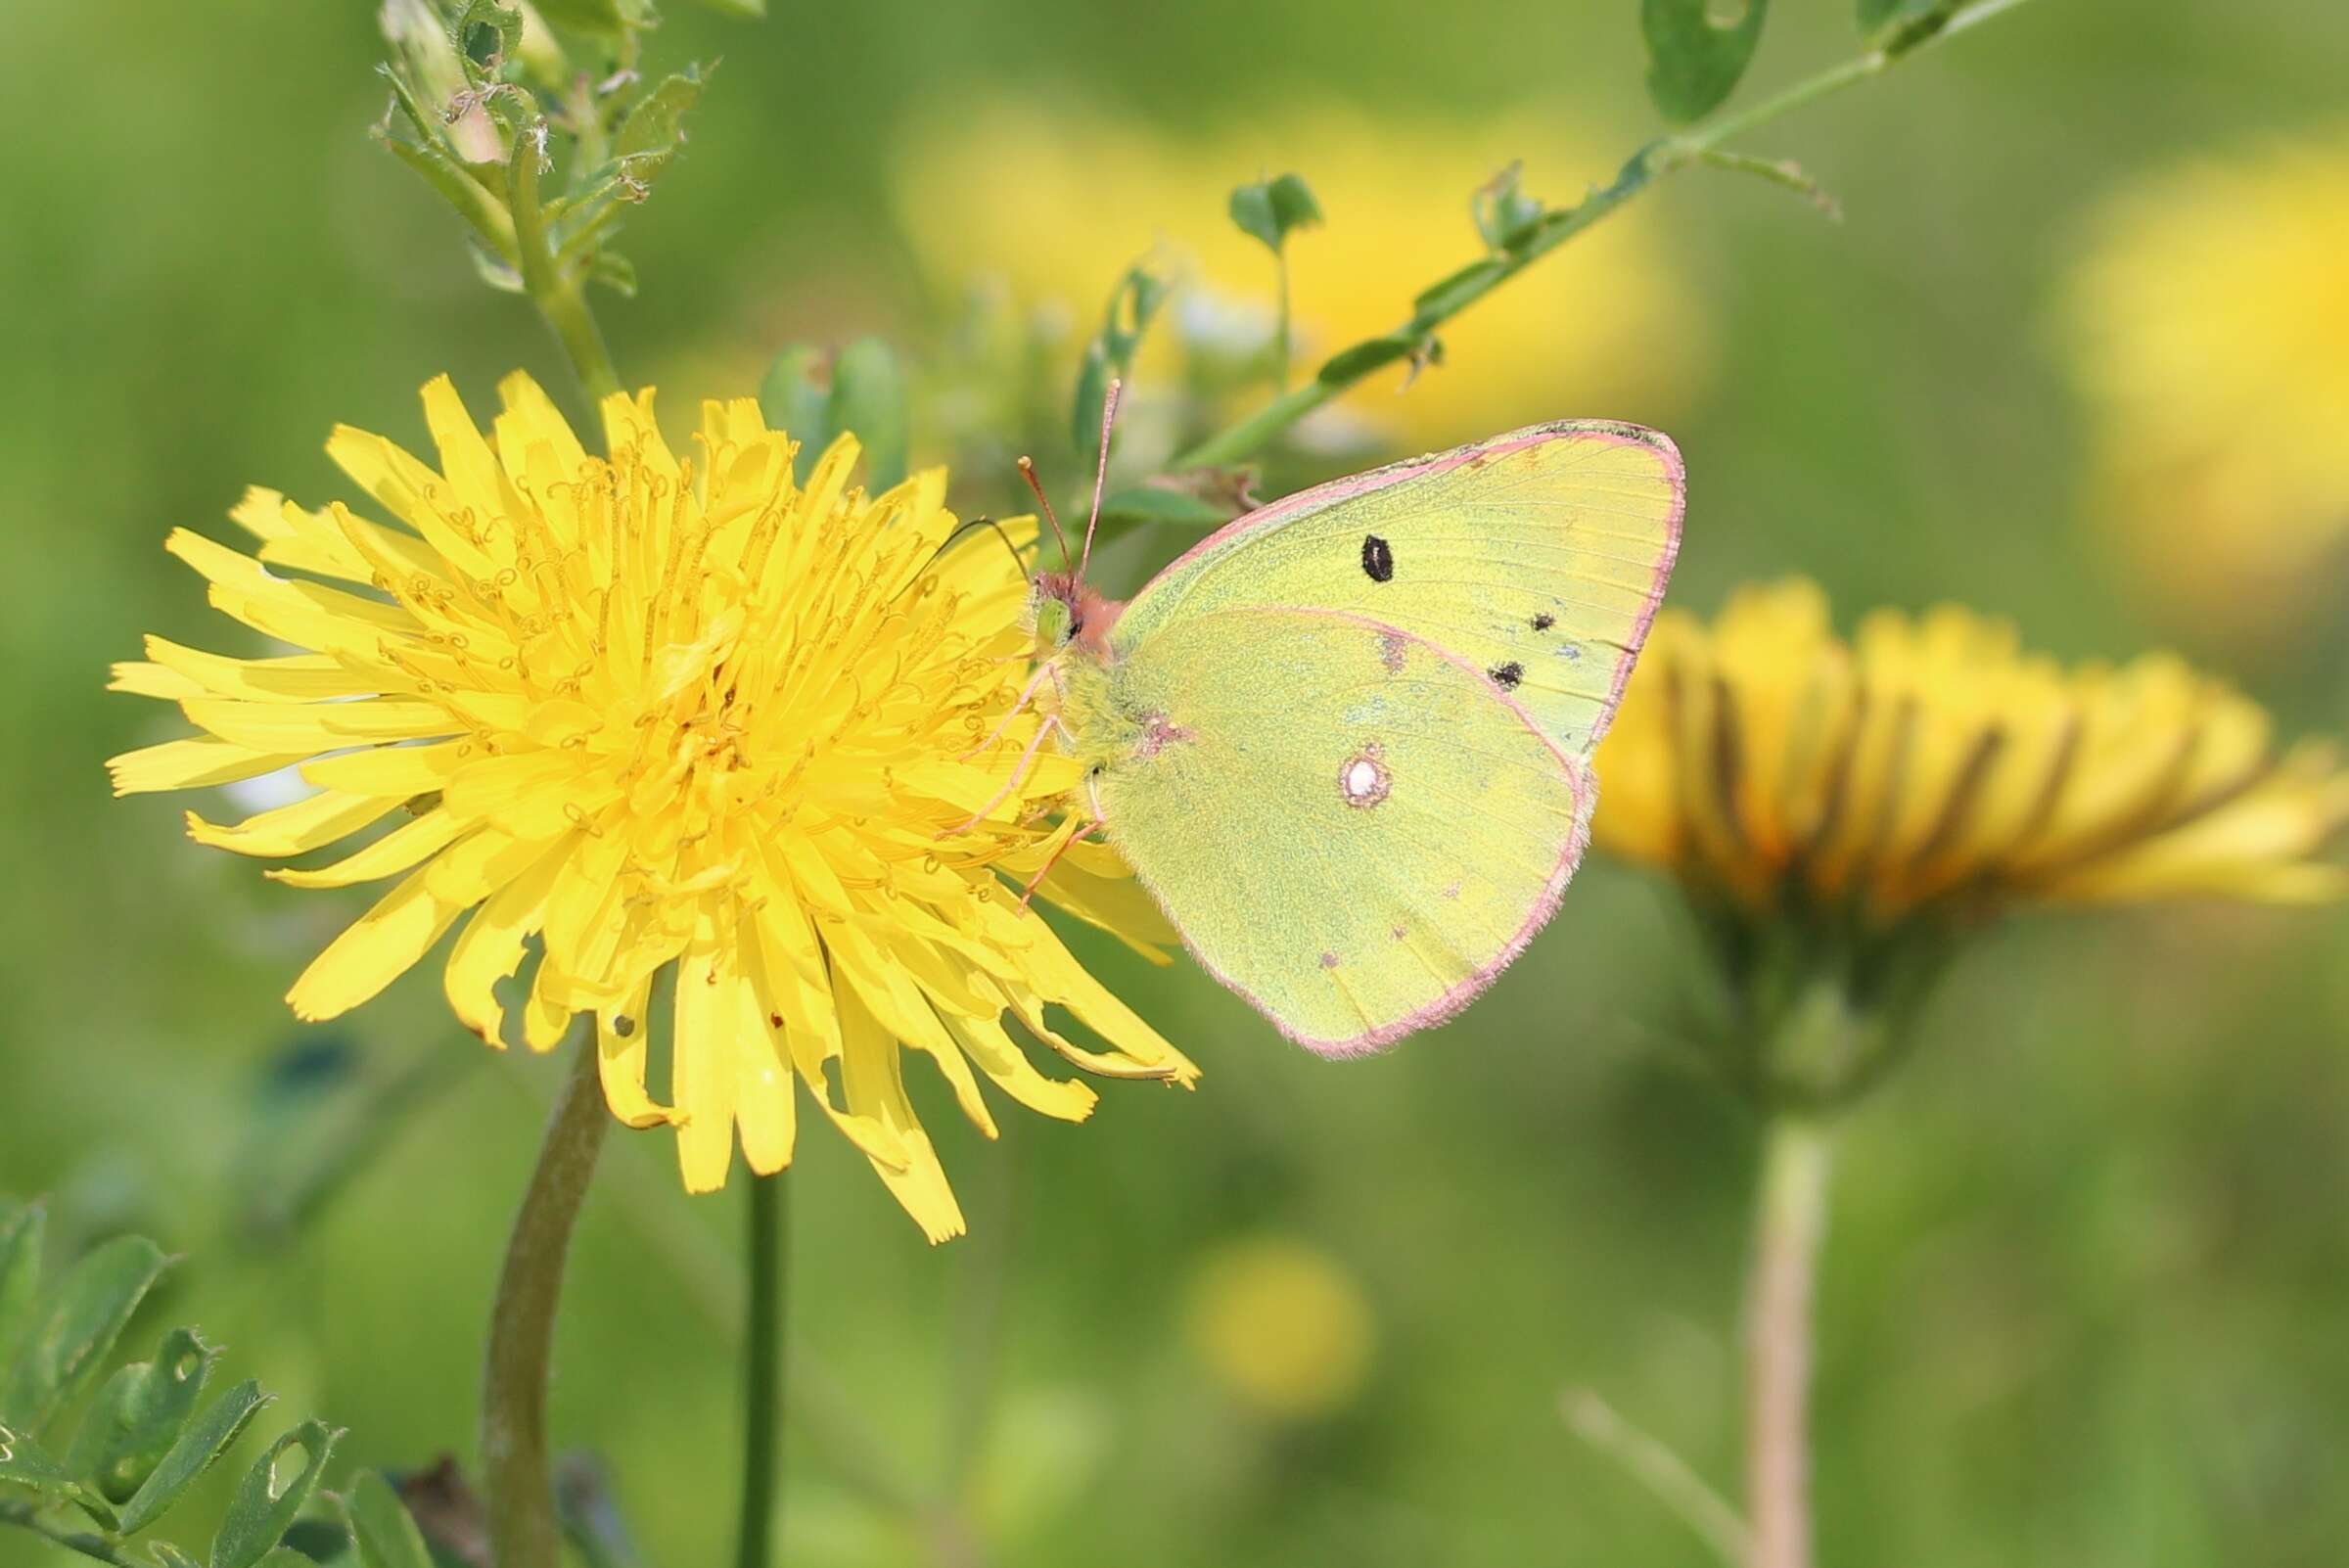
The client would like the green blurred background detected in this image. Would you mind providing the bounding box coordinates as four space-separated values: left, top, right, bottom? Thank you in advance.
7 2 2349 1564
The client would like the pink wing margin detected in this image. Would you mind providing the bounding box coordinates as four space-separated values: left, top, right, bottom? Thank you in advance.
1131 420 1685 754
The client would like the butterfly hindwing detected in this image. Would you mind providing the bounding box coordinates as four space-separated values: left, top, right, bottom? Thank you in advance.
1089 605 1588 1055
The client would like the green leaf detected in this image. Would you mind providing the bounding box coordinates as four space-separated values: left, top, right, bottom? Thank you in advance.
1093 487 1233 529
1073 263 1170 456
1412 258 1506 325
1315 334 1419 385
209 1420 342 1568
249 1550 321 1568
1070 342 1115 464
0 1199 43 1370
588 249 638 299
760 346 830 481
279 1517 353 1561
0 1235 168 1433
673 0 766 15
1267 174 1322 235
378 131 520 264
1471 162 1545 253
827 339 910 491
342 1471 435 1568
65 1327 219 1505
0 1418 84 1499
150 1545 205 1568
377 62 448 156
465 237 527 294
1641 0 1771 122
1693 148 1842 218
1859 0 1958 54
450 2 526 89
612 68 708 192
1228 172 1323 254
116 1380 272 1536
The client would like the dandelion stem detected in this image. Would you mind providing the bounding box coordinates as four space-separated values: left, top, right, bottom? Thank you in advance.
483 1038 610 1568
1165 0 2038 472
1744 1115 1835 1568
508 118 624 408
736 1173 789 1568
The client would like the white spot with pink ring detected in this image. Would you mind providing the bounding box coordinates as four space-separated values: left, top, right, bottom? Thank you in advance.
1339 745 1392 808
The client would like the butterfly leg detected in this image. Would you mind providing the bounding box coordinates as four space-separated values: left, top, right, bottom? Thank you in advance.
1017 813 1103 912
944 713 1066 837
962 657 1060 761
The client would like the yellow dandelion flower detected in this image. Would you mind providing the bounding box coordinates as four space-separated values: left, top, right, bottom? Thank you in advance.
893 99 1705 450
108 372 1195 1241
2061 128 2349 646
1182 1235 1376 1422
1595 578 2349 924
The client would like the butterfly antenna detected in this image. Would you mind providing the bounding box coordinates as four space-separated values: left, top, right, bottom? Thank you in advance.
893 515 1031 603
1077 376 1123 584
1017 456 1073 576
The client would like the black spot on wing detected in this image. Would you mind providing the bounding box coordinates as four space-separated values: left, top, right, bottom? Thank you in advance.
1532 613 1555 631
1360 533 1394 582
1490 661 1524 690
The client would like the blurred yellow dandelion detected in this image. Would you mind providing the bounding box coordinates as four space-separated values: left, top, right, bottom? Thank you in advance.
1594 578 2349 921
894 99 1705 450
108 373 1194 1240
1183 1235 1376 1422
2061 128 2349 646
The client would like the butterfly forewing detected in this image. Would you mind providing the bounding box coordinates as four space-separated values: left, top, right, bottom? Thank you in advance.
1110 422 1683 757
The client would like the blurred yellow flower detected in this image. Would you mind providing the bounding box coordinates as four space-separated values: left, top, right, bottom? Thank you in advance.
894 99 1705 452
2061 129 2349 646
109 373 1194 1241
1594 579 2349 922
1183 1236 1376 1422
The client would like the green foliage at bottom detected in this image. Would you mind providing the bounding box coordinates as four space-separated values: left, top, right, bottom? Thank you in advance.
0 1197 431 1568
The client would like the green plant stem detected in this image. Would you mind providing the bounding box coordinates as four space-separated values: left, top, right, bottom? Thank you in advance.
508 122 623 407
1165 0 2036 473
0 1499 135 1565
1273 253 1294 394
736 1174 788 1568
1745 1116 1835 1568
547 1057 935 1520
1562 1387 1749 1567
484 1038 611 1568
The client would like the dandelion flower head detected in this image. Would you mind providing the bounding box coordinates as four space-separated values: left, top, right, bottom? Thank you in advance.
1595 578 2349 923
110 373 1195 1240
2062 128 2349 645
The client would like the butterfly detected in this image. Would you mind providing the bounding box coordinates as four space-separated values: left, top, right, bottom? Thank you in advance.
975 386 1683 1056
